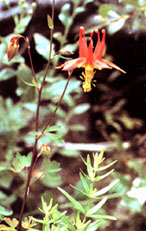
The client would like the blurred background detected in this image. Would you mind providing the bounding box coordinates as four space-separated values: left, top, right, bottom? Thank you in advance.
0 0 146 230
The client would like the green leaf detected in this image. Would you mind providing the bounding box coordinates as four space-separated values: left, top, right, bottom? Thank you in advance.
108 12 126 34
72 0 80 6
33 33 55 60
29 131 41 136
40 159 61 174
87 197 107 215
71 185 88 198
45 125 61 132
70 124 86 131
0 206 12 216
89 214 117 220
74 6 85 15
12 152 32 172
46 132 63 143
5 55 24 65
41 172 62 188
112 172 132 189
40 159 62 187
58 212 76 231
20 78 35 87
98 4 112 18
83 0 94 5
93 180 119 198
58 187 86 214
0 162 10 171
86 155 94 179
122 196 142 212
16 64 36 102
79 172 90 194
0 171 13 188
58 3 72 27
86 220 103 231
96 169 115 181
0 68 16 81
71 104 90 115
14 15 32 34
12 153 25 172
41 197 53 214
98 160 117 171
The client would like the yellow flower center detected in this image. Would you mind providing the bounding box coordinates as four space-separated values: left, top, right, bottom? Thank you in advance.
81 65 95 92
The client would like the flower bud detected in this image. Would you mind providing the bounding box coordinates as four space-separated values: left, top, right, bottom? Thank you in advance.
7 35 22 61
40 144 51 156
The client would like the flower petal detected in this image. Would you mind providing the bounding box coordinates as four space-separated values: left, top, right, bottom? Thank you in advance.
57 57 86 71
87 38 93 65
93 30 106 60
103 59 126 73
93 59 112 70
79 27 88 58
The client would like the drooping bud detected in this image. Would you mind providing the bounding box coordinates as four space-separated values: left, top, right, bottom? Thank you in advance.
40 144 51 156
7 35 22 61
57 49 74 56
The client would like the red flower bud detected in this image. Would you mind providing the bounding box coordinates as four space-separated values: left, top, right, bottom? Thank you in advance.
7 35 22 61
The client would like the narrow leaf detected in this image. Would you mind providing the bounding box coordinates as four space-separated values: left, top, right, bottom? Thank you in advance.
0 68 16 81
87 155 94 179
89 214 117 220
93 179 119 197
86 220 103 231
71 104 90 115
98 160 117 171
58 187 86 214
45 125 61 132
79 172 90 194
87 197 107 215
95 169 115 181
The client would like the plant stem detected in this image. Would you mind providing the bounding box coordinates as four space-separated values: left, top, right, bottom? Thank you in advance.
25 37 38 84
35 0 55 130
17 1 55 230
17 137 38 231
41 70 72 134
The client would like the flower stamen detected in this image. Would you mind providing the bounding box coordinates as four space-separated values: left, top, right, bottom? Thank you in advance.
81 65 95 92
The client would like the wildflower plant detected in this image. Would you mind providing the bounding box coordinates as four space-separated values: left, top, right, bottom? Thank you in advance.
0 151 118 231
1 0 143 231
57 27 126 92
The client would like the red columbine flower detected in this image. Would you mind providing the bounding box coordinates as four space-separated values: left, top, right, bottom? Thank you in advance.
57 27 126 92
7 35 23 61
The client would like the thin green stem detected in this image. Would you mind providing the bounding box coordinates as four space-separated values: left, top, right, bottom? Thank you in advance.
41 70 72 134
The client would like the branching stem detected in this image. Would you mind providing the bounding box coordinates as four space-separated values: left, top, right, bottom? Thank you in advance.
17 1 55 230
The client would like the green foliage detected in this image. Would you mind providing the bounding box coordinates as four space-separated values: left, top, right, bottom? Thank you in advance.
0 1 145 231
33 33 55 61
59 4 73 29
0 206 13 220
39 158 62 188
25 152 117 231
11 152 32 173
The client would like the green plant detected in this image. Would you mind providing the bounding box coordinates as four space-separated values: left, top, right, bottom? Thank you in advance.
0 151 119 231
0 0 145 231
